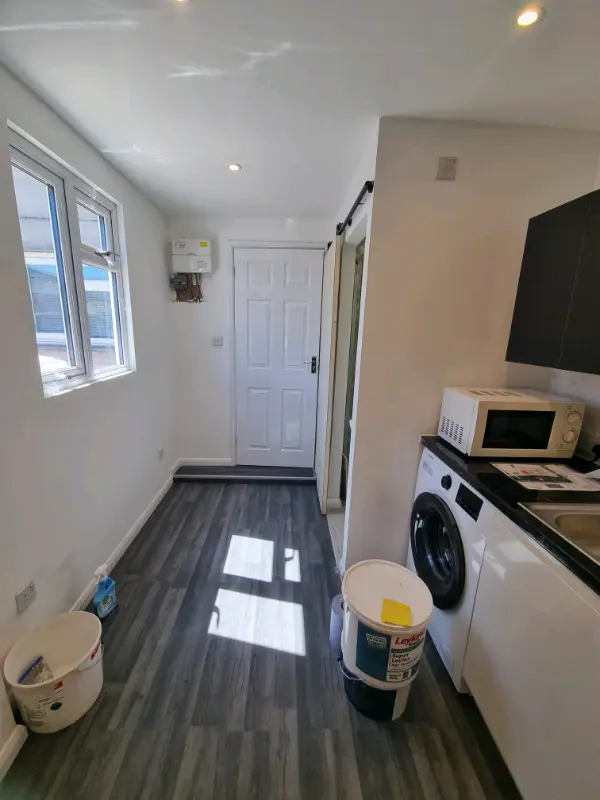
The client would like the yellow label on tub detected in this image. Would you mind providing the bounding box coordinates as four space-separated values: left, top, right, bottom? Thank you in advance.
381 598 412 626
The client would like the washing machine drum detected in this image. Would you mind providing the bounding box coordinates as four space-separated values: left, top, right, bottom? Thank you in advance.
410 492 465 609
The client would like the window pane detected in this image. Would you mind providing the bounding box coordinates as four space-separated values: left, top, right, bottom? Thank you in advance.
83 265 123 371
11 164 74 376
77 203 107 251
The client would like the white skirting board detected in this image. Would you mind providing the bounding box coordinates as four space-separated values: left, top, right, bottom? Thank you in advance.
0 725 28 783
70 471 174 612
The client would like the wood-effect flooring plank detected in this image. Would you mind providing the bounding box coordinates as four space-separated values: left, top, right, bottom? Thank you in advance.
172 727 219 800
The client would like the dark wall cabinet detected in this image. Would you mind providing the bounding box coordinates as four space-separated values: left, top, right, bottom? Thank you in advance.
506 189 600 376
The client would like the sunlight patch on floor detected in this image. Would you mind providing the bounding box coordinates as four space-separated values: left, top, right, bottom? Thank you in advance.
223 534 275 582
284 547 301 582
209 588 306 655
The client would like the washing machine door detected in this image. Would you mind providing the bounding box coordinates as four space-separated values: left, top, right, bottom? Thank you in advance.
410 492 465 609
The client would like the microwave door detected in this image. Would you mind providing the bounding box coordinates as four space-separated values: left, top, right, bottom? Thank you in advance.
480 409 556 451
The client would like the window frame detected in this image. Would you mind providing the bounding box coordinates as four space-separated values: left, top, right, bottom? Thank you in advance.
71 187 128 377
9 130 131 394
10 146 86 384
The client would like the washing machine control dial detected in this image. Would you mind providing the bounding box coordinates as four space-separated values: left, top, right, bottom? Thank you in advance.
441 474 452 490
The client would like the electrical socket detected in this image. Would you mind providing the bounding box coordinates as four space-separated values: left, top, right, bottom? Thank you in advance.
15 580 37 615
158 447 165 461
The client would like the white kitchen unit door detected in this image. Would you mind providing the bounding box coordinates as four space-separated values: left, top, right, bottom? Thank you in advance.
463 511 600 800
234 248 324 467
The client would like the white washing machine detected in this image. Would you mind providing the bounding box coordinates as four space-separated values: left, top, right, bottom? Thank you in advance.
407 448 488 692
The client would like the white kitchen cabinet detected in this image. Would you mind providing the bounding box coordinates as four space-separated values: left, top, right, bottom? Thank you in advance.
463 510 600 800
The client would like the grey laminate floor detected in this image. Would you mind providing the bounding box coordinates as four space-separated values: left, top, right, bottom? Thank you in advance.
2 483 521 800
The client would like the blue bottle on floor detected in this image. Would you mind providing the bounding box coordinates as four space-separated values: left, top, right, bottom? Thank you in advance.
93 565 118 619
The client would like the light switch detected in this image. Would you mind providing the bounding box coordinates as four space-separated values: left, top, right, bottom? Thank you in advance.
436 156 458 181
211 336 224 347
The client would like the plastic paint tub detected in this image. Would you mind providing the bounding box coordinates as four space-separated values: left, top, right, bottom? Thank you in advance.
329 594 344 659
341 560 433 691
341 660 410 721
4 612 103 734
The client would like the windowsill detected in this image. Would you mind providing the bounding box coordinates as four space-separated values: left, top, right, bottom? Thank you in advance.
43 366 133 398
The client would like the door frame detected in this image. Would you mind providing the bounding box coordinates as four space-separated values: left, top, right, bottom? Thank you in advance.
315 235 343 512
326 200 372 511
229 240 327 466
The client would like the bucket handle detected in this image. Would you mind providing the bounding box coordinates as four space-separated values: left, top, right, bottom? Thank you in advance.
338 657 362 683
78 643 104 672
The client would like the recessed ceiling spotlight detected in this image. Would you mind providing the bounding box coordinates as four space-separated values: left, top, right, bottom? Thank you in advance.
517 6 544 27
228 163 242 172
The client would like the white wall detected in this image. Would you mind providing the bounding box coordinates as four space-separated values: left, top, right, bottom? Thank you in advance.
0 68 174 668
335 119 379 222
167 216 331 462
344 117 600 568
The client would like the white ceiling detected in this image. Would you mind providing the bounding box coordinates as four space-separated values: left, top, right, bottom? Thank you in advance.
1 0 600 218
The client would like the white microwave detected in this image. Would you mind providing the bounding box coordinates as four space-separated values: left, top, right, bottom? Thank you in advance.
437 388 585 458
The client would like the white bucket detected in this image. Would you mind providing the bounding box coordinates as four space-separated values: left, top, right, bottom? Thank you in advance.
341 660 412 721
342 560 433 691
4 612 103 734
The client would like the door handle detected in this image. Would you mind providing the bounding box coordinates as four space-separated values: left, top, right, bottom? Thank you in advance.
311 356 317 374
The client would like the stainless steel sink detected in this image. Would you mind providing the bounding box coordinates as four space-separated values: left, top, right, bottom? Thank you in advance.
523 503 600 564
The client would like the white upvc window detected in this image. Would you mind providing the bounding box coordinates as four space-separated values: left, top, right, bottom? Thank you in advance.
9 130 131 396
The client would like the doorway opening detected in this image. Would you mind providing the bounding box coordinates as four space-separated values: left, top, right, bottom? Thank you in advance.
325 199 370 568
340 239 364 504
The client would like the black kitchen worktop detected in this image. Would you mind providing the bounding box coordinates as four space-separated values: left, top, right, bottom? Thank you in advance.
421 436 600 595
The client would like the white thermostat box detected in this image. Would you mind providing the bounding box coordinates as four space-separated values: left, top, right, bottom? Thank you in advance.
171 239 213 273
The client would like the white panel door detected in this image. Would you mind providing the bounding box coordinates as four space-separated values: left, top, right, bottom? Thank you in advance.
234 248 324 467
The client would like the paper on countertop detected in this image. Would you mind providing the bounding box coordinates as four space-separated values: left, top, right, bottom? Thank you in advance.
491 462 600 492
